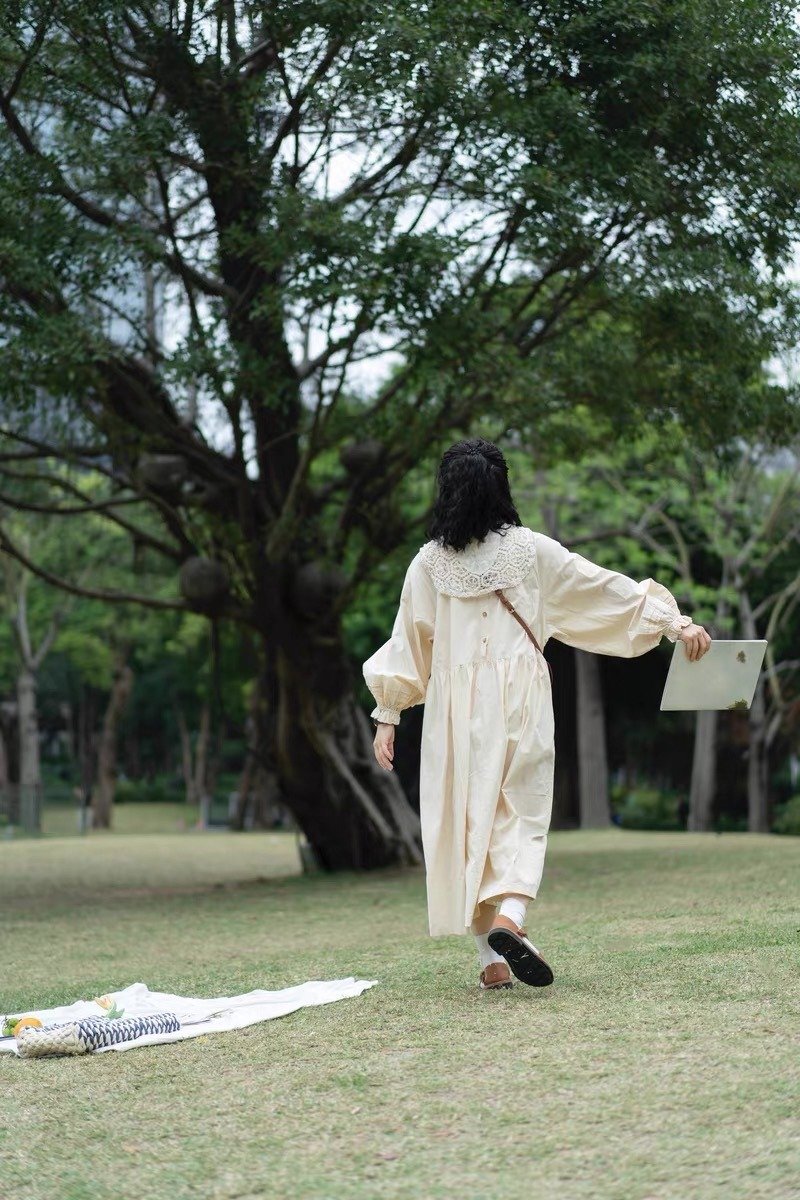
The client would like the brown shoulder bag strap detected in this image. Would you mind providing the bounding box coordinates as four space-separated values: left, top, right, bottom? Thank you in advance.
494 589 553 682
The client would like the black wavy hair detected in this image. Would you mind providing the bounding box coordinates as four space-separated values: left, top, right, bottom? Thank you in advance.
427 439 522 551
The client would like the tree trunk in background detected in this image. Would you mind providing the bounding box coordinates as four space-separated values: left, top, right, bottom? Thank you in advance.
740 589 770 831
176 708 198 806
0 722 8 823
60 701 74 761
125 727 142 781
232 754 282 830
251 760 283 829
688 710 717 830
575 649 611 827
0 705 19 825
16 666 41 832
746 675 770 832
91 660 133 829
78 685 95 829
687 593 729 831
231 675 285 831
9 576 63 832
231 747 255 830
194 701 212 828
272 642 422 869
548 637 577 828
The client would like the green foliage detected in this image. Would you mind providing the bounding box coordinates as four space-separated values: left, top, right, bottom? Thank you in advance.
51 629 115 690
1 0 799 481
611 785 683 831
773 795 800 837
114 777 183 805
0 2 797 615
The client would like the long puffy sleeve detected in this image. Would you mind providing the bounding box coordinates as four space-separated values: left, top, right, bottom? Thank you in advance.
362 551 437 725
534 533 692 658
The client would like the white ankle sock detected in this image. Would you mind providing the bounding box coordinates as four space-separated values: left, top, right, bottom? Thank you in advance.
474 934 505 970
498 894 529 928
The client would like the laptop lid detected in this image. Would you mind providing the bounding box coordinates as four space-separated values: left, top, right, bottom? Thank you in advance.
660 640 767 712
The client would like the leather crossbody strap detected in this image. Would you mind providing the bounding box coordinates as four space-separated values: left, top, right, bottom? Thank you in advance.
494 589 553 682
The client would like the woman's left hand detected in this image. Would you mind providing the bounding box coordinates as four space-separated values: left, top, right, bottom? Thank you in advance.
373 722 395 771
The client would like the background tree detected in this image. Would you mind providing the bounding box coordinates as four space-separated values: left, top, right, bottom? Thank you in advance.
530 430 800 832
1 1 799 866
625 444 800 831
0 512 67 829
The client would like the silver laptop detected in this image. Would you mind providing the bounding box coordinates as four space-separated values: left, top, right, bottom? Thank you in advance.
660 640 767 711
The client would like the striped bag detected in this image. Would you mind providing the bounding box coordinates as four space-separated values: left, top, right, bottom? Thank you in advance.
16 1013 180 1058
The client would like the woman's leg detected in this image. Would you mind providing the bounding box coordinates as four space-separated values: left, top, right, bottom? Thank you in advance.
474 933 506 969
471 900 506 969
488 893 553 987
497 893 529 929
470 900 497 935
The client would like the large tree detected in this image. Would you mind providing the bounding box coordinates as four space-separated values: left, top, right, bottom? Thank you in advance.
1 1 799 867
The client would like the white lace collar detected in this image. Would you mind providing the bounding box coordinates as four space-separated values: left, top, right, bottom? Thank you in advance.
420 525 537 597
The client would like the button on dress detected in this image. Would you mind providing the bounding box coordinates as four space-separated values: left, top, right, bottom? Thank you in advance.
363 525 690 937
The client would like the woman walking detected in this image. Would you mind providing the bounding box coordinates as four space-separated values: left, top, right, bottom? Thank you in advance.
363 439 710 991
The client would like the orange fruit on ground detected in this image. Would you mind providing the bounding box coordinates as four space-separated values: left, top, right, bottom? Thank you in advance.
13 1016 43 1036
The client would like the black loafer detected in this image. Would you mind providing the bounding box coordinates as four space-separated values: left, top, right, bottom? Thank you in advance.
487 921 554 987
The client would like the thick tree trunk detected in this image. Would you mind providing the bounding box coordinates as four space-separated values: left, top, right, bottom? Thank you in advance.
271 641 422 870
250 761 283 829
232 675 267 830
688 709 717 830
91 659 133 830
575 649 611 828
231 677 284 830
16 666 41 832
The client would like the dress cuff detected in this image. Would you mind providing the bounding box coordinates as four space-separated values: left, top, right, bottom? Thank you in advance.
641 597 692 643
664 612 693 643
371 705 401 726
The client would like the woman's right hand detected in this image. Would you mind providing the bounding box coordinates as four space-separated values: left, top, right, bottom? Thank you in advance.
373 722 395 771
679 622 712 662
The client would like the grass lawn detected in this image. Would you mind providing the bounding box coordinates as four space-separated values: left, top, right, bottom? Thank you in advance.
39 800 205 838
1 829 798 1200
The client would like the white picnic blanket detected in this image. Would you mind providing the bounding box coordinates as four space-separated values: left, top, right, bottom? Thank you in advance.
0 977 378 1057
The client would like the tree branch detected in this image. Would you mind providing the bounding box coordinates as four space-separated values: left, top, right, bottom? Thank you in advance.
31 604 66 671
0 521 190 612
5 15 51 102
0 484 184 561
333 118 428 205
11 571 33 667
264 38 345 166
0 84 230 299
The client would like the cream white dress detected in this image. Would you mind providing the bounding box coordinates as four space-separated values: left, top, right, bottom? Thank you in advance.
362 525 691 937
